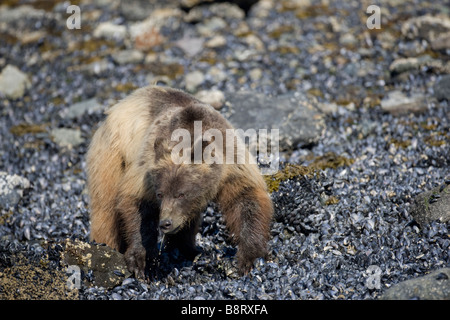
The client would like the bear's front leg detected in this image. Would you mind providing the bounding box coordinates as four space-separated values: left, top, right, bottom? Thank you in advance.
218 176 273 275
116 194 157 279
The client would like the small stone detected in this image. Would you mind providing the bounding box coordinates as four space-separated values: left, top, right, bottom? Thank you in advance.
195 89 225 110
0 65 31 99
433 74 450 101
380 90 428 115
51 128 84 148
129 9 180 50
205 35 227 48
339 33 357 46
62 98 104 119
93 22 127 41
111 49 144 65
389 56 432 74
0 172 31 209
174 35 204 57
185 70 205 92
207 67 227 84
197 17 227 37
249 68 263 81
431 32 450 50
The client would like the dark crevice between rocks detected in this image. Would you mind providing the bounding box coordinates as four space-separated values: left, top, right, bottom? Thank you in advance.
180 0 260 16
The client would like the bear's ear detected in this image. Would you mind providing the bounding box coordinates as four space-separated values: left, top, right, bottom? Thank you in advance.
154 137 167 162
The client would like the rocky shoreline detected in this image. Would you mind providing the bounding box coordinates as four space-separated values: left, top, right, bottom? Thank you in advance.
0 0 449 300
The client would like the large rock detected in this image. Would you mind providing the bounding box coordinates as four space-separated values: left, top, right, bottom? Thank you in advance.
409 181 450 227
0 172 30 209
224 91 326 150
0 65 31 99
62 239 131 289
381 268 450 300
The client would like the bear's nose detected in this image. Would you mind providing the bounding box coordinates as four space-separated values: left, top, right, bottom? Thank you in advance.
159 219 172 232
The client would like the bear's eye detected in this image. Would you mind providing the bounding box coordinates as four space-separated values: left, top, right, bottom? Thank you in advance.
177 193 185 199
156 193 163 199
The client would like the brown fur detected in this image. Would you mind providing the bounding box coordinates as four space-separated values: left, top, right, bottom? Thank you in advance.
86 86 273 277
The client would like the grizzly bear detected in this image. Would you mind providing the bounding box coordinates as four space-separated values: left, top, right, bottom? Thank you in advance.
86 86 273 277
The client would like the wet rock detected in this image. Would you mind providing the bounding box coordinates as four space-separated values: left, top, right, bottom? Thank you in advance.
224 91 326 150
62 98 104 119
50 128 84 148
433 74 450 101
0 172 30 210
62 239 131 289
381 268 450 300
0 65 31 99
409 182 450 227
380 90 429 115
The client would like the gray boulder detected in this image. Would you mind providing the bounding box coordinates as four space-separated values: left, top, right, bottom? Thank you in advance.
381 268 450 300
410 181 450 227
224 91 326 151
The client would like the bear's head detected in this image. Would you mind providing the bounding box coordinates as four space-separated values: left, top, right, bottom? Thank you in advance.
150 136 223 234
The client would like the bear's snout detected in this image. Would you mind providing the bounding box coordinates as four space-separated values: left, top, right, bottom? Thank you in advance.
159 219 173 233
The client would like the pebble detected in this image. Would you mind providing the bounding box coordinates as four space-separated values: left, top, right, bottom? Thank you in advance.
185 70 205 92
380 90 428 115
195 89 225 110
62 98 104 119
0 172 31 209
111 49 144 65
93 22 127 41
50 128 84 148
433 74 450 101
0 65 31 99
